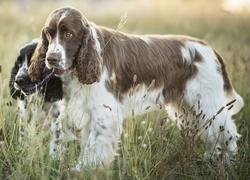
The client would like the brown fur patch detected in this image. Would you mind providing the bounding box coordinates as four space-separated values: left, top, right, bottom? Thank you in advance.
98 28 199 102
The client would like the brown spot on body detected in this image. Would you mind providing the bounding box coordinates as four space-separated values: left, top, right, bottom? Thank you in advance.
98 30 200 103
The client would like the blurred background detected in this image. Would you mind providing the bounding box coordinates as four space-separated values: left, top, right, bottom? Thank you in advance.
1 0 250 42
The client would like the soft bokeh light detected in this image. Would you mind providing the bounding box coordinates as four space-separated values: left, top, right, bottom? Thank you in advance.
222 0 250 13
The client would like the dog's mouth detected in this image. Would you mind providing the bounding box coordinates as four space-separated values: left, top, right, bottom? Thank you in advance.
54 66 73 76
46 56 75 76
46 62 73 76
14 82 33 91
14 83 34 95
22 69 57 92
14 83 21 90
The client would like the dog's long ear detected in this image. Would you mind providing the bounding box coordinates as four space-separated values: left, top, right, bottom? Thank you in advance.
28 28 49 83
76 22 102 84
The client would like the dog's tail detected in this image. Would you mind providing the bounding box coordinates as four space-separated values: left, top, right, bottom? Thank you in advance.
225 89 244 116
214 49 244 116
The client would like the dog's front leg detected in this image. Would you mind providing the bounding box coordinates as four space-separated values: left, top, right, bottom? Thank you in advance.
49 115 63 159
49 101 66 160
75 109 123 170
18 100 30 144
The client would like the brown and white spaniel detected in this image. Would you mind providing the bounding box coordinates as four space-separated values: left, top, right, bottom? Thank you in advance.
28 7 244 169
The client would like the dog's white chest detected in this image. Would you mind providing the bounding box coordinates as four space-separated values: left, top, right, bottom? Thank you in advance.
62 75 91 130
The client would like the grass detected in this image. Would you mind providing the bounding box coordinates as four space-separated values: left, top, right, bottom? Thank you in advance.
1 0 250 179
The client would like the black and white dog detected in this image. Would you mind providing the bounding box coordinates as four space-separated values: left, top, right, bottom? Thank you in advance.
9 39 63 151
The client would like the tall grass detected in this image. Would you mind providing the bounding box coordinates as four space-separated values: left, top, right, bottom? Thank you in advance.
0 0 250 179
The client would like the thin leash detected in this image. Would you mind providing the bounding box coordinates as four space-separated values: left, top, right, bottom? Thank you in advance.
24 69 57 91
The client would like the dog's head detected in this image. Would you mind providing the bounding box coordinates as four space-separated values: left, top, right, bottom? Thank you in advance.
9 40 39 99
9 40 63 101
28 7 102 85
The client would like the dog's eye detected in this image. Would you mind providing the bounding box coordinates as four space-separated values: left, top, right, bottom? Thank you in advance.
65 32 73 38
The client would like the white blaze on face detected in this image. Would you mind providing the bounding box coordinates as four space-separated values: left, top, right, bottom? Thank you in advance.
14 55 29 90
17 55 29 76
46 12 68 69
47 34 66 59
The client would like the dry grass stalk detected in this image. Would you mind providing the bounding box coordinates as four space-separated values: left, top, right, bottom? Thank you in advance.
174 94 237 139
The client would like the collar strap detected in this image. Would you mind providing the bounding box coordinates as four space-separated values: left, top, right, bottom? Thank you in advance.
24 69 57 91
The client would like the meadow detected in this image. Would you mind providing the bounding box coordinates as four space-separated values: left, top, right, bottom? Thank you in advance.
0 0 250 179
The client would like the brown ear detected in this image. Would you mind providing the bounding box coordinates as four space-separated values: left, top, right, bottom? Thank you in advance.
76 23 102 84
28 28 49 83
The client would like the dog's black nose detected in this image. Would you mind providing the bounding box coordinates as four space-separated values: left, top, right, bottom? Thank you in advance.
15 75 30 87
47 52 61 65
